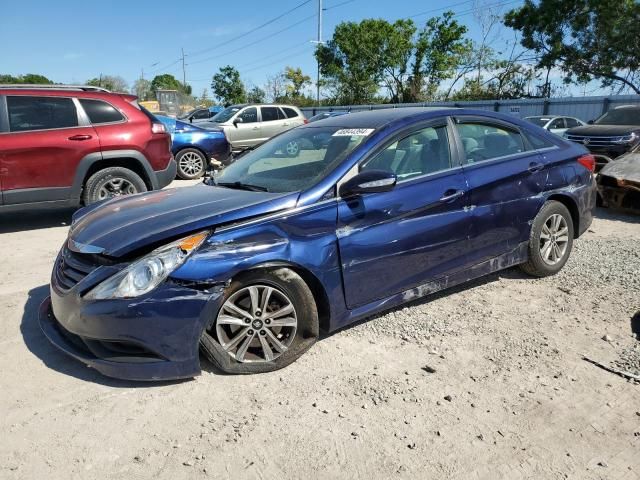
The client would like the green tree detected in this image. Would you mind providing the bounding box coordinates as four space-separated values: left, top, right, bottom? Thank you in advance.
86 75 128 92
197 88 215 107
505 0 640 93
246 85 266 103
316 19 395 104
409 11 472 101
0 73 53 84
150 74 191 96
283 67 312 98
211 66 246 105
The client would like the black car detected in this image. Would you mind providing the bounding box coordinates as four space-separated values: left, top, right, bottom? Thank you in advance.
564 105 640 168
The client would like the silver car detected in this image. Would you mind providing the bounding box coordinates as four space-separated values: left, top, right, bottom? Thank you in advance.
524 115 586 136
201 104 306 153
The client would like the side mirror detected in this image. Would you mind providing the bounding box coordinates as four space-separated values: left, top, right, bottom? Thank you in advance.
189 116 194 123
233 117 244 127
588 119 594 125
339 169 397 197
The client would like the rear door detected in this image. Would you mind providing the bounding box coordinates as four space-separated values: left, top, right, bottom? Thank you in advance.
0 95 100 205
259 106 284 140
452 116 546 266
337 119 472 309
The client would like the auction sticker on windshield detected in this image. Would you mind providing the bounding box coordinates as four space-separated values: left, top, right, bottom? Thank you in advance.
332 128 375 136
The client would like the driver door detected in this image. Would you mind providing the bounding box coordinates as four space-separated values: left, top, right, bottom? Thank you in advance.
226 107 261 149
336 120 472 309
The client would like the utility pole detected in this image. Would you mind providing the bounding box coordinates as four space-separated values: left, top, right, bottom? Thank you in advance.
316 0 323 107
181 47 187 89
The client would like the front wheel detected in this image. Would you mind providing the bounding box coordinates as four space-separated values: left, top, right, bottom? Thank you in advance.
520 200 574 277
285 140 300 157
200 268 319 374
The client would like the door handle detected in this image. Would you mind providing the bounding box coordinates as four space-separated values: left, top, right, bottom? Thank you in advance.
252 127 259 130
528 162 544 173
439 189 465 202
68 134 92 141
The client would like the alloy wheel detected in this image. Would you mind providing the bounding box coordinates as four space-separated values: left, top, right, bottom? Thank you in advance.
179 151 205 177
215 285 297 363
539 213 569 265
97 178 137 200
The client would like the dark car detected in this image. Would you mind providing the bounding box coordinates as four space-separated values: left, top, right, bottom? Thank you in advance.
564 105 640 167
178 106 223 124
39 108 596 381
156 115 232 179
0 85 175 210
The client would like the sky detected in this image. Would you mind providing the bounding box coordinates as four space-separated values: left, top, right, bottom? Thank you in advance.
1 0 529 98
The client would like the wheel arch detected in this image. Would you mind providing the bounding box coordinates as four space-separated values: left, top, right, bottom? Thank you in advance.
239 260 332 333
546 193 580 238
73 150 156 203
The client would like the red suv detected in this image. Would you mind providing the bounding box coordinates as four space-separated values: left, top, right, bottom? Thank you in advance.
0 85 176 210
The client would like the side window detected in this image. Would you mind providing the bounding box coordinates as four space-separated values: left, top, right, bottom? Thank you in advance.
361 125 451 180
261 106 280 122
277 107 287 120
549 118 565 129
194 109 209 119
238 107 257 124
79 99 124 124
7 96 78 132
565 117 579 128
456 122 525 164
282 107 299 119
525 131 556 150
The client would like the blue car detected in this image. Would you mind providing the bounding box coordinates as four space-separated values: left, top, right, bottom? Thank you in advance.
157 115 231 179
40 108 596 380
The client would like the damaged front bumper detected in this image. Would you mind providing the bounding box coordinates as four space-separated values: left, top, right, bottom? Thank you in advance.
39 282 226 381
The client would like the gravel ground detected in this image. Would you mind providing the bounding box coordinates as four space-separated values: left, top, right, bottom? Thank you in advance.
1 181 639 479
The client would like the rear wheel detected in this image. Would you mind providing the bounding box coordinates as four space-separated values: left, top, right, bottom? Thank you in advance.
520 200 574 277
285 140 300 157
200 268 319 374
176 148 207 179
82 167 147 205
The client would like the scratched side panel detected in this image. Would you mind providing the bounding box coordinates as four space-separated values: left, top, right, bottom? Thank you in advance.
170 201 347 323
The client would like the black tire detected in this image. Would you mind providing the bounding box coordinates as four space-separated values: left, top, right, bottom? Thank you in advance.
176 148 207 179
82 167 147 205
200 268 319 374
520 200 574 277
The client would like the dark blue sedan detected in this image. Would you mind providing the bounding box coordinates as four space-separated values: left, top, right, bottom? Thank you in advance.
40 108 596 380
157 115 232 179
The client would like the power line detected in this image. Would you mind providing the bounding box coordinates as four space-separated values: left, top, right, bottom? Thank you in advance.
188 0 313 59
241 45 315 74
408 0 475 18
188 14 316 66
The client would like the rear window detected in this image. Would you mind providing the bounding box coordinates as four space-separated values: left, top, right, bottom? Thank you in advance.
7 96 78 132
79 99 125 124
525 131 556 149
282 107 299 119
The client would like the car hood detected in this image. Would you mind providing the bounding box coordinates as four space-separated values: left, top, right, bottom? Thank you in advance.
566 125 640 136
69 184 298 258
600 152 640 183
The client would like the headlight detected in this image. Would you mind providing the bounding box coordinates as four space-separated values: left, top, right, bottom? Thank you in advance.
85 231 209 300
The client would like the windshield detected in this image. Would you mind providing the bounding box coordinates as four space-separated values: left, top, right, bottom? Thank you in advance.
525 117 550 127
596 108 640 125
212 106 242 123
214 126 372 193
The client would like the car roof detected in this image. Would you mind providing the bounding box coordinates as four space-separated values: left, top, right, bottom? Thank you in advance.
228 103 300 109
0 87 134 101
306 107 451 129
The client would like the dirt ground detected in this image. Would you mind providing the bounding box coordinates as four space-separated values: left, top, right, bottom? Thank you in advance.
1 180 639 480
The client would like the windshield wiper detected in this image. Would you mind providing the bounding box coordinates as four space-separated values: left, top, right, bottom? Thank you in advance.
216 181 269 192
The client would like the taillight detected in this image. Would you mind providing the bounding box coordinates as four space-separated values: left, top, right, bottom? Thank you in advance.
152 122 166 134
577 154 595 172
